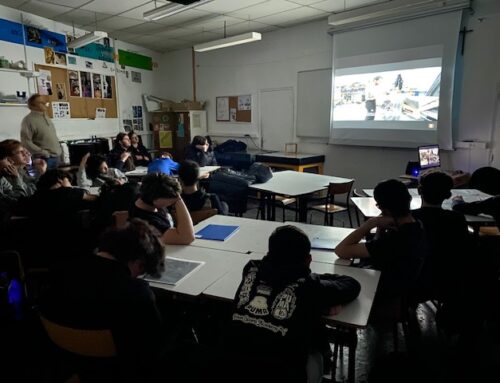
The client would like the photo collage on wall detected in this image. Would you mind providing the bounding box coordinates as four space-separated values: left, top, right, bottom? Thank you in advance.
67 70 114 99
132 105 143 131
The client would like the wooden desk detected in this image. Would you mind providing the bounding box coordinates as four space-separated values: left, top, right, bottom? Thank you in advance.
255 152 325 174
250 170 353 222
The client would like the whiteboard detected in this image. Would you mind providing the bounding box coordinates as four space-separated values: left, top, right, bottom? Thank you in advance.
296 68 332 138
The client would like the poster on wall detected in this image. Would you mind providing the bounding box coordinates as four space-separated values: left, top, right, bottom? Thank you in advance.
159 131 173 148
54 52 66 65
132 105 143 118
68 70 80 97
92 74 102 98
103 76 113 99
216 97 229 121
238 95 251 110
67 56 77 65
51 102 70 119
96 108 106 119
230 108 237 122
131 71 142 83
123 119 132 132
55 83 66 100
37 69 53 96
0 18 24 45
44 47 55 64
25 26 67 52
79 71 92 98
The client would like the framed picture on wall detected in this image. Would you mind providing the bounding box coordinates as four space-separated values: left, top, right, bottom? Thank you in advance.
216 97 229 121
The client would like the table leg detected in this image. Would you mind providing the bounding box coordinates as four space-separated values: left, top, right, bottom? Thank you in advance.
347 328 358 383
298 196 308 222
259 192 267 220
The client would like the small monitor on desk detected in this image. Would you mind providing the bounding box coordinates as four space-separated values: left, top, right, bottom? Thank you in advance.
418 145 440 170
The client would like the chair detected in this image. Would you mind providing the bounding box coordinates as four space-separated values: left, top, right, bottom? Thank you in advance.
284 143 298 154
40 315 117 382
112 210 129 228
275 195 298 222
309 180 355 227
190 208 218 225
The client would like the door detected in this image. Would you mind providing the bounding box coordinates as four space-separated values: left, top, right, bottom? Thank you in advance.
260 88 294 151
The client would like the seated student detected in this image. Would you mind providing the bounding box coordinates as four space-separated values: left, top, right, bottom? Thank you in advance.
0 139 46 196
220 225 360 383
129 172 195 245
178 160 228 215
108 132 135 172
453 194 500 228
335 179 428 309
147 151 180 176
0 156 29 219
41 219 167 381
129 131 152 167
185 135 217 167
412 171 470 303
77 152 128 189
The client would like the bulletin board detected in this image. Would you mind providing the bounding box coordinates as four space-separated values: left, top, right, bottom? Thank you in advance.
34 64 117 119
216 95 251 123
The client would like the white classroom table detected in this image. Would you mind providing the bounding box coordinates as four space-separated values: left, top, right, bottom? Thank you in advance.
147 245 249 297
362 188 491 200
125 165 220 177
351 196 496 226
249 170 353 222
284 221 354 266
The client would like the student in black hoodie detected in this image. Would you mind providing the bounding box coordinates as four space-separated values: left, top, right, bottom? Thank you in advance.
223 225 361 383
184 136 217 167
108 132 135 172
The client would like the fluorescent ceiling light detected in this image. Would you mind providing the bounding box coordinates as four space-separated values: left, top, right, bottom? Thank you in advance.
143 0 213 21
193 32 262 52
68 31 108 49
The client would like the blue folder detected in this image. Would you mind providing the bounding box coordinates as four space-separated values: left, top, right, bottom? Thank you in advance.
195 224 240 241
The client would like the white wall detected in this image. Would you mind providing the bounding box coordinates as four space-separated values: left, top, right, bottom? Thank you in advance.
0 4 161 148
157 0 500 187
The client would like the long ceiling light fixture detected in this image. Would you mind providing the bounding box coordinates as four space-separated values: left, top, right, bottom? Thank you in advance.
144 0 213 21
68 31 108 49
193 32 262 52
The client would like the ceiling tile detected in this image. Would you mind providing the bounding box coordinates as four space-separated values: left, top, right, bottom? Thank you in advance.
154 27 204 39
255 6 327 25
84 15 144 31
197 0 270 14
80 0 150 15
20 1 72 19
215 20 279 35
44 0 92 7
285 0 324 5
0 0 31 8
347 0 384 8
182 15 246 32
56 9 112 27
176 30 223 44
118 21 167 34
228 0 301 20
307 0 346 12
153 9 216 26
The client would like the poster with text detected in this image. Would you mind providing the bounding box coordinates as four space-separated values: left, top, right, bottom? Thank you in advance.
68 70 80 97
37 69 53 96
216 97 229 121
96 108 106 119
92 73 102 98
80 71 92 98
103 75 113 99
51 102 70 119
238 95 251 110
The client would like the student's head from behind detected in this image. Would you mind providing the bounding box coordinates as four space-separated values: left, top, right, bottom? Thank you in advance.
139 172 181 208
418 171 453 205
192 135 208 152
178 160 200 187
86 154 109 179
115 132 131 149
0 139 31 167
98 218 165 278
266 225 311 266
373 179 411 218
27 93 48 112
37 169 72 191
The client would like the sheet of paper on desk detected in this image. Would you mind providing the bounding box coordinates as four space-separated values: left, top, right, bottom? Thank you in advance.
145 257 204 286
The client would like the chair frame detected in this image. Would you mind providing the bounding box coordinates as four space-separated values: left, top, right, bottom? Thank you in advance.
310 180 355 227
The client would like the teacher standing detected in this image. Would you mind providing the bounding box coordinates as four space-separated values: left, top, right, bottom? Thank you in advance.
21 94 62 169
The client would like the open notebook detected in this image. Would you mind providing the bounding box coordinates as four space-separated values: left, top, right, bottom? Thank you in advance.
145 257 204 286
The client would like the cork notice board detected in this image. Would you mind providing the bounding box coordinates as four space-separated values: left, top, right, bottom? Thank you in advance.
216 95 251 123
34 64 117 119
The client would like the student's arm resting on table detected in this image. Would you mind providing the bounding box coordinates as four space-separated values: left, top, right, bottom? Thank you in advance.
162 197 195 245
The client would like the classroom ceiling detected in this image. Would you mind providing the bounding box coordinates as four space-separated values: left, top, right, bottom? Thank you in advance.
1 0 388 52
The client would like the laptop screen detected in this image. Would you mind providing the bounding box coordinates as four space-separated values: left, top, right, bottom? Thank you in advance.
418 145 440 169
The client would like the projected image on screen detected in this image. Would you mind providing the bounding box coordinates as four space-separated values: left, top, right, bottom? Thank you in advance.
333 66 441 122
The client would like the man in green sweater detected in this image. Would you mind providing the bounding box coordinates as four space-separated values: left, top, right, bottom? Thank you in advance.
21 94 62 169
